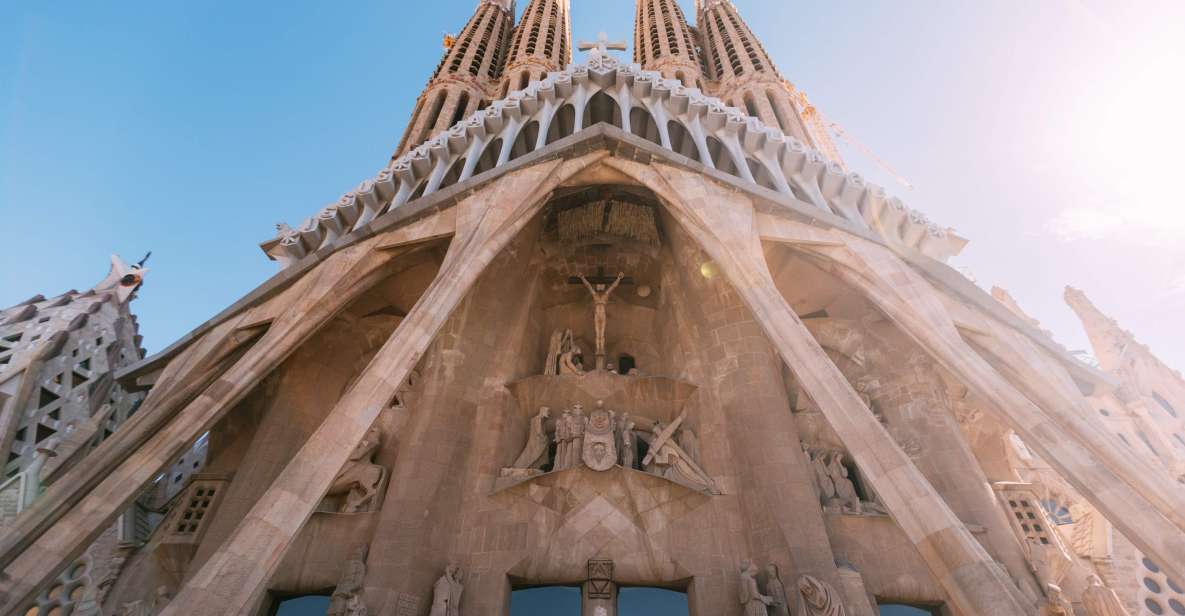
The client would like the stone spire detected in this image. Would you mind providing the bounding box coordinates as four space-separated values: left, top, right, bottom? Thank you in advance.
694 0 842 164
0 255 148 486
1064 286 1138 374
634 0 702 88
502 0 572 94
393 0 516 157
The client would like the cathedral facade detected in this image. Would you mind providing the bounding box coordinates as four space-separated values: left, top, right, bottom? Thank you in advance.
2 1 1184 615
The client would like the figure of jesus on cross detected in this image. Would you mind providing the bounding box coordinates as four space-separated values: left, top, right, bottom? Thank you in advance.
570 267 633 370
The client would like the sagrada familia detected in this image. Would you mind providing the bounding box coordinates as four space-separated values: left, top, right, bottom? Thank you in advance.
2 1 1184 615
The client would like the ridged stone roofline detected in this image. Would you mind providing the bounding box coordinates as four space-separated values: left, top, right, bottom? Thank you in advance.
263 54 966 267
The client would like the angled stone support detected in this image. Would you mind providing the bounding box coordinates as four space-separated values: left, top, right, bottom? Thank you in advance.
0 238 411 614
787 230 1185 585
609 159 1031 616
963 315 1185 535
159 155 600 615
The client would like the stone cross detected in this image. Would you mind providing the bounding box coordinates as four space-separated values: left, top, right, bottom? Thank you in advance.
577 32 627 59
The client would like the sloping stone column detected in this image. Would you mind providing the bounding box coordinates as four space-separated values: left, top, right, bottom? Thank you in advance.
0 239 405 614
793 230 1185 585
611 159 1032 616
157 156 598 615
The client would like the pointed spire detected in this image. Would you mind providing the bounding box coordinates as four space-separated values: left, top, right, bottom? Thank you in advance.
393 0 515 156
1064 286 1138 373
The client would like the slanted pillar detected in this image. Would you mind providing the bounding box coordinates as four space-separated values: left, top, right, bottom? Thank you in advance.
800 231 1185 585
158 157 589 616
619 159 1032 616
0 240 404 614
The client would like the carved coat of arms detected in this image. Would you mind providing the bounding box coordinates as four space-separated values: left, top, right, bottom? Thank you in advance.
582 407 617 471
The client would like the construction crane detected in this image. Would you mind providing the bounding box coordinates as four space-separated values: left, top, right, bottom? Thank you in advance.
786 82 915 191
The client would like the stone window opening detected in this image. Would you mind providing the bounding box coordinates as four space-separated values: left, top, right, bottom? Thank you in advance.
1153 391 1179 418
269 592 331 616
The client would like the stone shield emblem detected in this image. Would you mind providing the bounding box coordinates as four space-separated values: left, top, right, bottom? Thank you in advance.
582 408 618 471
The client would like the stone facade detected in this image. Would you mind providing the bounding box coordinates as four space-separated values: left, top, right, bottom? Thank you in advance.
3 4 1184 616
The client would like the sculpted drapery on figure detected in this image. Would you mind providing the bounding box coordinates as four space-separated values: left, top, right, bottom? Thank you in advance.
554 408 572 470
739 560 776 616
643 415 719 494
764 564 792 616
568 404 587 469
328 545 369 616
1082 575 1132 616
510 407 551 469
326 426 387 513
796 574 847 616
1042 584 1074 616
619 413 637 469
826 452 862 514
429 564 464 616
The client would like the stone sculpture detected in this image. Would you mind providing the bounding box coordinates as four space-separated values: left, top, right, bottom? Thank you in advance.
677 427 701 464
1082 575 1132 616
582 401 618 471
826 452 862 514
555 408 572 470
328 545 369 616
738 560 776 616
805 446 837 507
556 329 590 376
544 330 564 375
569 404 587 469
578 272 625 364
644 417 719 493
509 407 550 469
764 563 792 616
327 426 387 513
619 414 637 469
1042 583 1074 616
429 564 464 616
796 574 847 616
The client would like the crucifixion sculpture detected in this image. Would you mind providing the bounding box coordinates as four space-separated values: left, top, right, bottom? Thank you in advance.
568 266 633 370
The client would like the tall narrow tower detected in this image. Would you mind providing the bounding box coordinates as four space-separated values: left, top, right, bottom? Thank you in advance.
634 0 702 88
394 0 516 157
502 0 572 94
694 0 842 164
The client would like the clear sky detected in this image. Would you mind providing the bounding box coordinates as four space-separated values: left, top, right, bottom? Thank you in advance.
10 3 1180 613
2 2 1184 366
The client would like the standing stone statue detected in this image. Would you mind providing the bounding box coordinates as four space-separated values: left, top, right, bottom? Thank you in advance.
619 414 637 469
1042 583 1074 616
805 447 836 507
764 563 792 616
327 426 387 513
429 564 464 616
826 452 862 514
510 407 551 469
1082 575 1132 616
569 404 587 469
555 408 572 470
796 574 847 616
738 560 776 616
328 545 369 616
544 329 564 375
578 272 625 364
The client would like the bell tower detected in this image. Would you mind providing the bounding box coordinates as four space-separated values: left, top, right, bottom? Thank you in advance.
394 0 516 157
694 0 842 164
634 0 702 88
502 0 572 94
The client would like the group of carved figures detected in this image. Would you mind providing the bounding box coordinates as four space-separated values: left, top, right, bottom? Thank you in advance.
327 547 464 616
1043 575 1132 616
325 426 388 513
739 561 847 616
505 402 718 493
803 446 886 516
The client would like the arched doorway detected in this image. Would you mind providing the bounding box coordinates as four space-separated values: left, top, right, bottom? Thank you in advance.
619 587 689 615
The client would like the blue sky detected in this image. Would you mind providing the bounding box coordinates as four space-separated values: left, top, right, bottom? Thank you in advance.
2 1 1184 370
